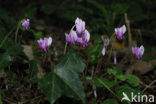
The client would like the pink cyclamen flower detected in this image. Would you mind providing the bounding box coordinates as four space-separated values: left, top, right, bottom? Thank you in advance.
83 30 90 42
115 25 126 39
102 46 106 56
114 55 117 64
93 90 97 98
101 36 110 56
78 29 90 47
22 19 30 29
65 30 78 44
65 17 90 47
132 45 144 59
101 35 110 47
38 37 52 51
75 17 85 36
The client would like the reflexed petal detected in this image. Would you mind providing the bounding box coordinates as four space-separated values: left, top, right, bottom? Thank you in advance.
75 17 85 35
22 19 30 29
83 30 90 42
65 33 70 42
47 37 52 46
102 47 106 56
139 45 144 56
101 35 110 46
121 25 126 34
94 90 97 98
115 24 126 39
70 30 78 42
114 55 117 64
132 45 144 59
37 37 52 51
132 47 138 54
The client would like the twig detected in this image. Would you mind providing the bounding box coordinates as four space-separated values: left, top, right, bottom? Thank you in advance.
142 80 156 92
23 95 43 104
124 13 132 47
91 66 95 78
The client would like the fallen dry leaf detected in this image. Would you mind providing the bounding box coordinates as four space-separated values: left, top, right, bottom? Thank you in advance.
22 45 34 60
125 60 154 75
22 45 44 79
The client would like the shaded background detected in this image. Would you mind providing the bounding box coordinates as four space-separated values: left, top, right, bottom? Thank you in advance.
0 0 156 104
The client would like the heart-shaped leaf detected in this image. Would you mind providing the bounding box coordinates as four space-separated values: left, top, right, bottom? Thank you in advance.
38 52 86 104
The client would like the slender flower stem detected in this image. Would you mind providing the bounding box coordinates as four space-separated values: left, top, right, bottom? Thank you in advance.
63 42 68 55
15 21 21 42
70 25 76 33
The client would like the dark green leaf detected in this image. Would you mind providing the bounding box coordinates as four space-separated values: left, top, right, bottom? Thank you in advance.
29 60 39 83
7 71 20 86
115 84 142 101
107 68 123 76
93 78 117 88
38 52 86 104
103 99 118 104
86 44 103 64
0 53 11 70
126 75 140 87
4 41 26 59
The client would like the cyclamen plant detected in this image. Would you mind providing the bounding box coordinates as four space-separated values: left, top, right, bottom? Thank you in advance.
100 25 144 65
22 19 30 29
3 17 145 104
65 17 90 47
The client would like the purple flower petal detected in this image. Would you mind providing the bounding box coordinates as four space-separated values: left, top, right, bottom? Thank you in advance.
132 45 144 59
38 37 52 51
70 30 78 42
65 30 77 44
102 46 106 56
101 35 110 46
139 45 144 56
76 37 83 44
83 29 90 42
75 17 85 35
115 25 126 39
114 55 117 64
81 40 88 47
47 37 52 46
22 19 30 29
65 33 70 43
94 90 97 98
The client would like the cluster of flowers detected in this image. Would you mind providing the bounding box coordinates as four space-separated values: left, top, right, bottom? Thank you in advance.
115 25 144 59
21 18 144 60
101 24 144 62
65 18 90 47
